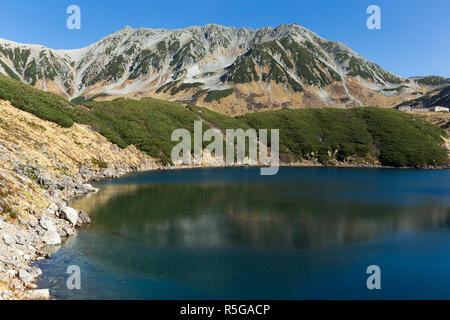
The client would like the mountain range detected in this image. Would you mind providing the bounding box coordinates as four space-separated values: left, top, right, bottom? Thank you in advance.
0 24 438 114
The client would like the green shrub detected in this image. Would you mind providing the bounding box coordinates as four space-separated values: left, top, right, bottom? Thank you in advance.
204 89 234 102
0 74 75 127
240 107 447 166
91 158 108 169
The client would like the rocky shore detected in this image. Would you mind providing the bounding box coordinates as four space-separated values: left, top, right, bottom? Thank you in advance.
0 163 160 300
0 100 159 300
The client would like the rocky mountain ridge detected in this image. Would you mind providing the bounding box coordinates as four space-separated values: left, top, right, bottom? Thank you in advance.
0 24 427 114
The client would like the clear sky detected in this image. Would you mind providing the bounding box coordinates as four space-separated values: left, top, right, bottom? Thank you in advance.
1 0 449 78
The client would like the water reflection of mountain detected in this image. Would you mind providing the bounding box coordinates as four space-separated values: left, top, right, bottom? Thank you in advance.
44 168 450 299
72 181 450 251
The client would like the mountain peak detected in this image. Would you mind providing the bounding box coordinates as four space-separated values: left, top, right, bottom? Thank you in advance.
0 23 419 114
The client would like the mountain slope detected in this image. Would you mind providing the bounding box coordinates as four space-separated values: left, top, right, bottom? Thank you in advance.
0 73 447 167
0 24 426 114
398 85 450 109
409 76 450 89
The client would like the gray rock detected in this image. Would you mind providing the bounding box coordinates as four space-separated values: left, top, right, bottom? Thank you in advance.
23 165 40 181
37 174 52 187
27 289 50 300
18 269 35 283
29 267 42 279
26 283 38 290
64 227 75 236
28 216 38 227
16 235 25 245
39 216 56 231
35 225 45 236
42 230 61 245
103 168 115 177
57 229 67 237
2 290 13 298
6 269 16 278
60 206 79 225
2 234 13 246
56 201 68 210
49 188 62 198
47 202 59 212
78 210 91 224
59 177 74 190
80 183 98 193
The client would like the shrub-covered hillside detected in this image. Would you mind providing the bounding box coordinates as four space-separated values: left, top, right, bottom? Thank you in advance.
240 108 447 167
0 74 447 167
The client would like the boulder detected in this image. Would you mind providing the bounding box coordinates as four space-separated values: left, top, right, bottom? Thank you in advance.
42 230 61 245
27 289 50 300
57 229 67 238
26 283 38 290
60 177 75 190
37 174 52 187
2 234 13 246
47 202 59 212
35 225 45 236
60 206 79 225
39 216 56 231
2 290 13 298
80 183 98 193
64 227 75 236
16 235 25 245
78 210 91 225
28 216 38 228
18 269 35 283
6 270 16 278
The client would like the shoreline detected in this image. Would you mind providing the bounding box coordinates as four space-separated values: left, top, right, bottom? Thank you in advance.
0 163 157 300
1 160 449 300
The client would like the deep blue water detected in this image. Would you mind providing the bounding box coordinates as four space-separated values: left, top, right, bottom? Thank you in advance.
34 167 450 299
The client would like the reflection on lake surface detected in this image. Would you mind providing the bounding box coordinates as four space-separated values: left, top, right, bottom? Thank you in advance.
35 167 450 299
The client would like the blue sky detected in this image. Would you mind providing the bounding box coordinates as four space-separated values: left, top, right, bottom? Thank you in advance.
1 0 449 77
